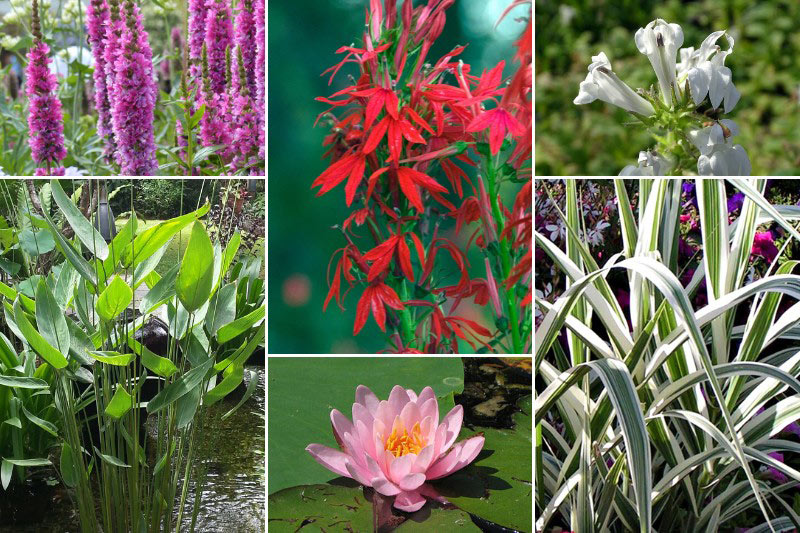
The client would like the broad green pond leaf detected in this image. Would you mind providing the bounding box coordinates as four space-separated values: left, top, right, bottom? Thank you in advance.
126 336 177 378
12 299 68 369
147 357 214 413
87 351 135 366
432 395 532 532
50 179 109 260
35 278 70 356
0 375 48 389
216 305 265 343
267 482 373 533
205 282 237 337
121 203 210 269
105 385 133 420
96 275 133 322
397 507 481 531
139 263 178 314
267 357 464 494
176 221 215 312
18 229 55 256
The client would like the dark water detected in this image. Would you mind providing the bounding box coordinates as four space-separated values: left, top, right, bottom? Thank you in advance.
0 367 265 533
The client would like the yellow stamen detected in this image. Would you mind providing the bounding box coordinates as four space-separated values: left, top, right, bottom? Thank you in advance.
385 421 425 457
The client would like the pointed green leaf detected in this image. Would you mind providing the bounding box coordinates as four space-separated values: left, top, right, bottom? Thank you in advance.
12 298 68 369
96 275 132 322
50 179 109 260
176 221 215 312
105 385 133 420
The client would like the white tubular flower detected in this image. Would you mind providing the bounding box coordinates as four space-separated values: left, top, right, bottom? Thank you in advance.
574 52 655 116
678 31 740 111
690 120 750 175
635 19 683 106
619 150 669 176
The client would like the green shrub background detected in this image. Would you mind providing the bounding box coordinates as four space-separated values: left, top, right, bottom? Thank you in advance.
535 0 800 175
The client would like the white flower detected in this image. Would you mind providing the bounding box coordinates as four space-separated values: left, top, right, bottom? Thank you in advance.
635 19 684 106
619 150 669 176
545 222 566 242
677 31 739 111
697 144 750 176
574 52 655 116
689 120 750 175
0 167 7 177
64 167 86 176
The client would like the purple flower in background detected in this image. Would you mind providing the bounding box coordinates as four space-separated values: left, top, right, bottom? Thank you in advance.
752 231 778 263
230 46 260 174
766 452 789 484
187 0 207 86
26 1 67 176
682 181 698 208
205 0 234 94
727 192 745 213
110 0 158 175
678 237 695 258
86 0 115 159
103 0 124 130
233 0 257 97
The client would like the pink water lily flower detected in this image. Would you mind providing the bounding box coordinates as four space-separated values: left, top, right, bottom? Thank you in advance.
306 385 485 512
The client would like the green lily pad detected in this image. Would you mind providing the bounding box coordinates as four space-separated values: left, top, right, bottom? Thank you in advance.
268 479 482 532
397 507 481 531
267 481 372 532
432 395 532 532
267 357 465 494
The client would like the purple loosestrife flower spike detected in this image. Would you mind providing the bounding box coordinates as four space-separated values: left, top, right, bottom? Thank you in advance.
103 0 124 163
199 42 233 155
188 0 207 88
254 0 264 160
26 0 67 176
87 0 115 159
110 0 158 175
233 0 257 98
204 0 234 95
231 45 260 175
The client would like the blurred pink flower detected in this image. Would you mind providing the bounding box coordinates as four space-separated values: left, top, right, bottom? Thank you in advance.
752 231 778 263
306 385 484 512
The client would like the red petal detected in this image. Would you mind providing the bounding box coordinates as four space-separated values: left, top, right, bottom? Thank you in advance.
385 89 400 120
465 109 495 133
397 236 414 282
363 235 398 261
488 120 504 156
403 167 448 194
403 107 434 135
363 91 385 131
377 283 405 310
353 286 372 335
398 119 426 144
365 166 390 200
396 167 424 212
323 261 342 312
370 289 387 331
363 116 389 153
408 231 426 267
387 118 403 163
344 154 366 206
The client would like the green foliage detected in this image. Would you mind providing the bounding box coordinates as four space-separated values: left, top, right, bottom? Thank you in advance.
536 0 800 175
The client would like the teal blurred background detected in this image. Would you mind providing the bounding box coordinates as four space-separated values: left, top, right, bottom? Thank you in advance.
268 0 528 353
535 0 800 175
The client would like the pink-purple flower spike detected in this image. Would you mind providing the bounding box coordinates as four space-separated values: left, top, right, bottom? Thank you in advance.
204 0 234 95
26 0 66 176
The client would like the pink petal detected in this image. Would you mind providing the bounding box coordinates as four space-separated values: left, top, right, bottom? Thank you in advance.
406 388 418 402
306 443 351 478
388 385 412 416
345 458 374 487
389 453 415 483
352 402 375 436
330 409 354 445
397 472 426 492
412 444 435 473
399 400 422 429
437 405 464 455
418 397 439 429
426 436 485 480
355 384 380 414
394 489 426 512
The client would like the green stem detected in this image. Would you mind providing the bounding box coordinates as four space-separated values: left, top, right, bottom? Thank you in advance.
398 281 415 348
485 159 523 354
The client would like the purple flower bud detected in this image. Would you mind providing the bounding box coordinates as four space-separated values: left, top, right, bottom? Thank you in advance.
188 0 207 86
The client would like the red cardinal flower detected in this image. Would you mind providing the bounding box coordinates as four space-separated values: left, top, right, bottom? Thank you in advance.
354 281 406 335
362 231 426 282
466 107 526 156
395 167 448 212
311 151 367 206
351 86 400 130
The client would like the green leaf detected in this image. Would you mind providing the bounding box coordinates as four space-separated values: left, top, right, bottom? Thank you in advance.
2 458 50 466
139 263 179 314
12 298 68 369
105 385 133 420
35 278 70 356
50 179 109 260
397 507 481 531
146 357 214 413
434 396 531 532
205 283 237 336
176 221 215 312
204 363 243 407
122 204 209 269
18 229 55 256
21 405 58 436
93 447 130 468
0 375 49 389
217 305 265 343
126 336 177 378
3 417 22 429
60 442 79 488
95 275 133 322
1 459 11 490
267 357 464 494
267 481 372 533
39 208 97 286
87 351 135 366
